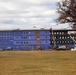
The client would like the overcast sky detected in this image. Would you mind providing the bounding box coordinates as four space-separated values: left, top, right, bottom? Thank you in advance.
0 0 71 30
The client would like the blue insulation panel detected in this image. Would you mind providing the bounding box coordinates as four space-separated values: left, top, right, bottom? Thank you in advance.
0 30 50 50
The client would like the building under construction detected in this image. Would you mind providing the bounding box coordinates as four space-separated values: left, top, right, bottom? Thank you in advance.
0 29 76 50
50 29 76 50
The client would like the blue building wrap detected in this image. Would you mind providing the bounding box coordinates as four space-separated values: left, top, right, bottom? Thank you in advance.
0 30 50 50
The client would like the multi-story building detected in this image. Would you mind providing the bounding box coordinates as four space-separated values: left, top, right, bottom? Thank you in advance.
0 29 50 50
0 29 76 50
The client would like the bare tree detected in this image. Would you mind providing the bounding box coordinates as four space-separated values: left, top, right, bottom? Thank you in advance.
56 0 76 29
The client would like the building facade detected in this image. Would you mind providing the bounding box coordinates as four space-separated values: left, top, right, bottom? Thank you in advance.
50 29 76 48
0 29 50 50
0 29 76 50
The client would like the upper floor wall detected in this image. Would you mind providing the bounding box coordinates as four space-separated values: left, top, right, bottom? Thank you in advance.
0 30 50 36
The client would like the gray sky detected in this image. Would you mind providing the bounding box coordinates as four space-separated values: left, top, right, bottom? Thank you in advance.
0 0 70 30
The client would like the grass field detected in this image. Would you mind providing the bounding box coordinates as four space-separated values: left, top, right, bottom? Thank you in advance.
0 51 76 75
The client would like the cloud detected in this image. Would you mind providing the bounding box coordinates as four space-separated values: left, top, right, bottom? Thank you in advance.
0 0 69 30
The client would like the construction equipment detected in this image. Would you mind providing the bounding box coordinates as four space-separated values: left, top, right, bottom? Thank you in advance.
68 32 76 51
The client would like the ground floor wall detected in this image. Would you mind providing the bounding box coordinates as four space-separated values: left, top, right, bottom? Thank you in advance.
0 44 51 50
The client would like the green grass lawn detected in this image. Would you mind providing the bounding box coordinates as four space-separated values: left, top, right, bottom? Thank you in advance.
0 51 76 75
